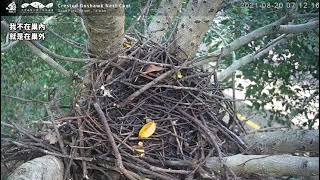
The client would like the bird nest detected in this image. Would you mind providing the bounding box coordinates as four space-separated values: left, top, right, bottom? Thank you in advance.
1 34 247 180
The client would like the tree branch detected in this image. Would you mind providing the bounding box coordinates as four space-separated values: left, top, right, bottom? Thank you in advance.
292 13 319 19
1 41 19 52
1 94 46 104
47 28 85 49
194 15 319 66
31 41 100 63
243 129 319 154
1 21 19 52
24 41 72 77
1 20 75 78
192 16 289 66
217 34 289 81
279 20 319 34
205 154 319 177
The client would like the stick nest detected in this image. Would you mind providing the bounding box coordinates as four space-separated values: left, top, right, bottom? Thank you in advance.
1 34 247 180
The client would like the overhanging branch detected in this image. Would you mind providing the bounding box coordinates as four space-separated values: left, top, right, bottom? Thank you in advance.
217 34 289 81
194 15 319 66
24 41 72 77
279 20 319 34
31 41 100 63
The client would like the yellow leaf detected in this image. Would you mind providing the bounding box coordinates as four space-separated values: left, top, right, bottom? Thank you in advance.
139 121 156 138
237 113 261 130
123 42 132 49
173 70 183 79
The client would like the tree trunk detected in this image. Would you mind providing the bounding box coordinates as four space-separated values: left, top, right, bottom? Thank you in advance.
8 156 64 180
172 0 223 60
82 0 125 59
147 0 182 43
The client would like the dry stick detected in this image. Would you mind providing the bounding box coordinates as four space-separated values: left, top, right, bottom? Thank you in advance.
55 116 86 122
149 166 191 174
1 122 59 152
2 138 92 161
177 108 222 161
45 105 68 160
121 152 177 180
75 107 89 179
119 56 190 69
93 102 137 180
119 69 174 107
170 120 185 160
208 112 247 150
76 107 89 179
63 137 77 180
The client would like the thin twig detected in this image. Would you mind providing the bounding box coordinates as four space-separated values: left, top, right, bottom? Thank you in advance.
45 104 68 156
93 102 137 180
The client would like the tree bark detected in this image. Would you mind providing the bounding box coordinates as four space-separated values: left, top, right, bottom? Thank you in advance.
205 154 319 177
243 130 319 154
8 155 64 180
82 0 125 59
147 0 182 43
172 0 223 60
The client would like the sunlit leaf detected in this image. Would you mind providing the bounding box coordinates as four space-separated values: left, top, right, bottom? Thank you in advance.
123 41 132 49
139 121 156 138
176 71 183 79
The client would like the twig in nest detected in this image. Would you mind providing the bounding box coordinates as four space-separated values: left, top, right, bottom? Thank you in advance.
2 138 92 161
119 56 190 69
149 166 191 175
45 104 68 161
77 119 89 179
75 107 89 179
177 108 223 160
93 102 138 180
1 122 59 152
170 120 185 159
63 137 76 180
118 69 174 107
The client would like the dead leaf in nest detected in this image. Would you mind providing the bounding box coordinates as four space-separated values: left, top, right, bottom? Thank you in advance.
43 131 58 144
132 141 145 157
173 70 183 79
123 41 132 49
142 64 164 75
139 121 156 138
